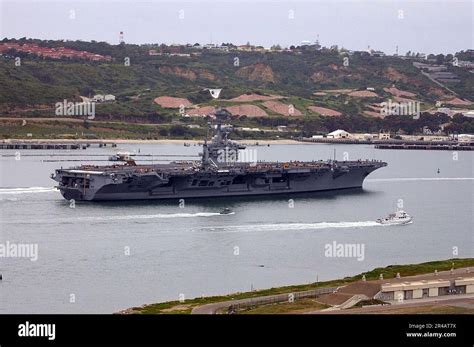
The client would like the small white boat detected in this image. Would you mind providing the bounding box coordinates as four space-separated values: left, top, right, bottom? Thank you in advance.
376 210 412 225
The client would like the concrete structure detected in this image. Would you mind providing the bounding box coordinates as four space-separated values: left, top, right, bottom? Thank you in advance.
454 278 474 294
380 279 451 301
379 277 474 301
378 131 390 140
458 134 474 143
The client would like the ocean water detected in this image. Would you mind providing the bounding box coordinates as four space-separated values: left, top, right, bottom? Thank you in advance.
0 143 473 313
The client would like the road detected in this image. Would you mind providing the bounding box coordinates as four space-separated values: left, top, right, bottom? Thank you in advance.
191 287 337 314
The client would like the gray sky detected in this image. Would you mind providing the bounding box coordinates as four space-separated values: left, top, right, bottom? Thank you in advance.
0 0 472 54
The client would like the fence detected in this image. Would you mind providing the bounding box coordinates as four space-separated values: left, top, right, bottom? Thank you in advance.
227 287 337 313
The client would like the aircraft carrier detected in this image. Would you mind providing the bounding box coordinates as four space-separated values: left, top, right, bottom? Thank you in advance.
51 109 387 201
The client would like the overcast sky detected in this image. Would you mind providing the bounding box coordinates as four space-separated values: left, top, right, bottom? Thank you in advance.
0 0 472 54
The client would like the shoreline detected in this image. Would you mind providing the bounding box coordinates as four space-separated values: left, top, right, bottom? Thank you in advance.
0 138 304 145
120 258 474 314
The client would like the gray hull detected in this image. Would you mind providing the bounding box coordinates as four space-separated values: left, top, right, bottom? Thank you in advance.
57 164 381 201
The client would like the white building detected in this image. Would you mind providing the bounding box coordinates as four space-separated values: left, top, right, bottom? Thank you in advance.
92 94 115 102
361 133 378 140
458 134 474 143
327 129 352 139
92 94 104 102
379 277 474 301
455 278 474 293
379 131 391 140
380 279 451 300
463 111 474 118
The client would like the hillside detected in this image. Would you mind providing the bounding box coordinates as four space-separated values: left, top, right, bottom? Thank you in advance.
1 39 473 138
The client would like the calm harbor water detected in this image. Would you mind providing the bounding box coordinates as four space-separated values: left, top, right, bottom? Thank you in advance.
0 143 473 313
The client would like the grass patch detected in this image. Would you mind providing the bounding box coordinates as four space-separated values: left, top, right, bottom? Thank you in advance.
359 258 474 281
238 298 330 314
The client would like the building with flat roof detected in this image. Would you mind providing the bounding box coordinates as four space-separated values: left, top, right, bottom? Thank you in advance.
454 278 474 294
378 277 474 301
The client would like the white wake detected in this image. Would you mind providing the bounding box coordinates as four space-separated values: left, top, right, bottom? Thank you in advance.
201 221 384 233
0 187 57 194
366 177 474 183
77 212 232 221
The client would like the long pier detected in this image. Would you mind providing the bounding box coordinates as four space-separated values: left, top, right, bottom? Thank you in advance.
0 141 117 150
375 143 474 151
297 137 473 150
297 137 373 144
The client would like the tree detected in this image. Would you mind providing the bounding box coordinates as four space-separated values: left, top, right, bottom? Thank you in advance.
169 125 187 137
436 54 445 65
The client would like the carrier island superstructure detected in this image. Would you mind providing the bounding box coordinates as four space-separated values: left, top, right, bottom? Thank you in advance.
51 109 387 201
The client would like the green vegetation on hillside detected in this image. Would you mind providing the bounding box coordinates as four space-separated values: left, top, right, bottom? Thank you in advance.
1 39 473 137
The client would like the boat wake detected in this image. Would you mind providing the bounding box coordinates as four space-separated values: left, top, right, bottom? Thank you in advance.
200 220 386 233
366 177 474 183
0 187 57 195
2 211 234 224
77 212 230 221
